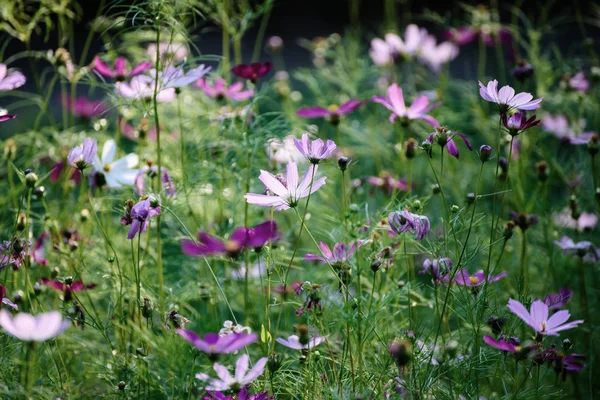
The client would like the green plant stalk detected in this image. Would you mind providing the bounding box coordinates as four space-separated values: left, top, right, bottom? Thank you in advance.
252 0 273 62
520 230 528 295
22 342 35 395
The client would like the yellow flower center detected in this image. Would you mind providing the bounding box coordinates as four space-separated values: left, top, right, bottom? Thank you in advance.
327 104 339 112
541 322 547 332
469 276 480 285
225 240 241 253
103 164 112 172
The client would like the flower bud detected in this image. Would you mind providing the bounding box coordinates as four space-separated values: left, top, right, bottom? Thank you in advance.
431 183 440 194
503 221 516 240
536 161 548 181
295 324 310 345
443 340 459 359
389 339 412 367
479 145 492 163
25 170 38 188
142 297 153 319
33 186 45 200
33 283 42 295
118 381 126 391
569 195 581 220
266 36 284 53
405 138 418 159
16 213 27 232
13 290 24 304
450 205 459 213
562 338 572 351
466 193 475 204
512 60 534 81
589 134 599 156
268 352 282 374
51 267 60 278
81 208 90 222
338 156 350 171
4 139 17 160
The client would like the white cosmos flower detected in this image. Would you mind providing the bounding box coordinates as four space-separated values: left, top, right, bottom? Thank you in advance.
92 140 139 188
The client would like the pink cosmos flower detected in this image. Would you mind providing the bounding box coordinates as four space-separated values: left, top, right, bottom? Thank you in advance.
569 72 589 93
134 166 176 197
196 354 268 391
231 62 273 82
478 80 542 111
293 133 337 164
304 241 364 265
554 236 600 263
41 278 96 302
62 96 109 119
177 331 258 354
0 114 16 122
418 37 458 72
483 335 520 353
507 298 583 336
195 78 254 101
372 83 440 127
296 99 365 125
115 75 176 102
276 334 326 350
449 269 507 286
147 42 188 63
124 196 161 240
0 64 26 91
0 309 70 342
32 232 50 266
367 173 409 194
91 57 152 80
552 208 597 232
67 138 98 170
541 114 594 145
501 112 541 136
245 162 326 210
151 65 211 89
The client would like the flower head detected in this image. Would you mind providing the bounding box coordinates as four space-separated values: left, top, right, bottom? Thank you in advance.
63 96 108 120
115 75 176 103
388 210 430 240
367 172 409 194
443 27 478 46
91 140 139 188
423 127 472 159
554 236 600 263
196 354 267 391
0 64 26 91
125 196 161 240
0 285 17 310
134 166 176 197
0 238 30 270
231 62 273 82
177 330 257 354
569 72 589 93
478 80 542 112
0 114 16 122
265 136 306 166
293 133 337 164
544 288 573 310
450 269 507 287
91 57 152 81
152 65 211 89
483 335 521 353
40 277 96 302
420 258 452 283
296 99 365 125
195 78 254 101
501 112 540 136
372 83 440 127
0 309 70 342
541 114 594 145
68 138 98 170
507 298 583 336
304 241 364 265
245 162 326 210
276 334 326 350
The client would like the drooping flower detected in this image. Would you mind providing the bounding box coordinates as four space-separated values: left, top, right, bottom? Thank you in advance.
293 133 337 164
507 298 583 336
125 196 161 240
195 78 254 101
91 140 139 188
134 165 176 197
372 83 440 127
478 80 542 112
554 236 600 263
296 99 365 125
501 112 541 136
0 309 70 342
177 330 257 355
420 258 452 283
450 269 507 287
304 241 364 265
265 136 306 166
0 286 17 310
62 96 109 119
483 335 521 353
388 210 430 240
91 57 152 81
181 221 278 257
276 334 326 350
423 127 472 159
115 75 176 103
231 62 273 82
0 64 26 91
0 238 30 270
544 288 573 310
568 72 589 93
245 162 326 210
203 388 273 400
152 65 211 89
68 138 98 170
196 354 268 391
40 278 96 302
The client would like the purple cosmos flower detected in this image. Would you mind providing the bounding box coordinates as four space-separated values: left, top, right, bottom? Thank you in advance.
125 196 161 240
0 64 26 91
0 238 30 270
231 62 273 82
68 138 98 170
115 75 176 103
276 334 326 350
554 236 600 263
483 335 520 353
0 309 70 342
372 83 440 127
569 72 589 93
450 269 507 287
196 354 268 391
304 241 364 265
195 78 254 101
62 96 108 119
369 33 404 65
296 99 365 125
541 114 594 145
388 210 430 240
203 388 273 400
555 353 586 381
478 80 542 112
420 258 452 283
423 127 473 159
507 298 583 336
501 112 541 136
509 211 539 231
245 162 326 210
177 330 258 354
91 57 152 81
0 285 17 310
367 173 409 194
134 166 176 197
0 114 16 122
544 288 573 310
41 278 96 302
151 65 211 89
552 208 597 232
443 26 478 46
181 221 278 257
293 133 337 164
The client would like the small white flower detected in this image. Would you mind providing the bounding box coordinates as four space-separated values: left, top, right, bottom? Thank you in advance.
92 140 139 188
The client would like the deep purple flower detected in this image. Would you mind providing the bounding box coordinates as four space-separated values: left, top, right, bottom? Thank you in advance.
177 330 257 354
304 241 364 265
372 83 440 127
0 238 30 270
423 127 473 159
40 278 96 302
63 96 109 119
276 334 326 350
420 258 452 283
296 99 365 125
569 72 589 93
507 298 583 336
195 78 254 101
556 353 586 381
512 61 534 81
388 210 430 240
134 166 176 197
509 211 539 231
196 354 267 391
203 388 273 400
0 285 17 310
367 173 409 194
182 221 278 257
501 112 540 136
91 56 152 81
0 114 16 122
450 269 507 287
231 62 273 82
68 138 98 170
293 133 337 164
483 335 520 353
479 80 542 112
544 288 573 310
554 236 600 263
125 196 162 240
0 64 26 91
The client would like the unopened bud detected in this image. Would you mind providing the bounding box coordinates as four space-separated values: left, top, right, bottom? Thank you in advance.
80 209 90 222
536 161 548 181
4 139 17 160
16 213 27 231
389 339 412 367
479 145 492 163
338 156 350 171
466 193 475 204
503 221 516 240
562 338 572 351
589 134 599 156
33 186 45 200
25 170 38 188
405 138 418 159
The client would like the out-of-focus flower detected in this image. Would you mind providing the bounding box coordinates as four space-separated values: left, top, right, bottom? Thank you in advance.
507 298 583 336
91 57 152 81
478 80 542 112
134 165 176 197
195 78 254 101
483 335 520 353
501 112 540 136
91 140 139 188
231 62 273 82
152 65 211 89
388 210 430 240
367 172 409 194
265 136 306 166
0 64 26 91
147 42 188 64
304 241 364 265
62 96 108 119
177 330 257 355
554 236 600 263
124 196 161 240
512 61 534 81
297 99 365 125
68 138 98 170
40 278 96 302
544 288 573 310
541 114 594 145
245 162 326 210
0 114 16 122
276 334 326 350
569 72 589 93
552 208 597 232
372 83 440 127
115 75 176 102
293 133 336 164
219 320 252 336
418 37 458 72
0 309 70 342
32 232 49 266
195 354 267 391
509 211 539 231
442 27 478 46
203 388 273 400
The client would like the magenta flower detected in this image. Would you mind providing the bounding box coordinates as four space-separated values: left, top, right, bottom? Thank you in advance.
293 133 337 164
372 83 440 127
0 309 70 342
507 298 583 336
450 269 507 287
177 330 258 355
203 388 273 400
388 210 430 240
195 78 254 101
91 56 151 81
68 138 97 170
479 80 542 112
501 112 541 136
181 221 278 257
544 288 573 310
245 162 326 210
62 96 108 119
483 335 520 353
296 99 365 125
0 285 17 310
423 128 472 159
115 75 176 102
276 334 326 350
124 196 162 240
442 26 478 46
231 62 273 82
134 166 176 197
41 278 96 302
420 258 452 283
553 353 586 381
196 354 268 391
0 64 26 91
569 72 589 93
304 241 364 265
0 114 16 122
554 236 600 263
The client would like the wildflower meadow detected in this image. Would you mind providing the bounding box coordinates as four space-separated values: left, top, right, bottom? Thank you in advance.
1 1 599 398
